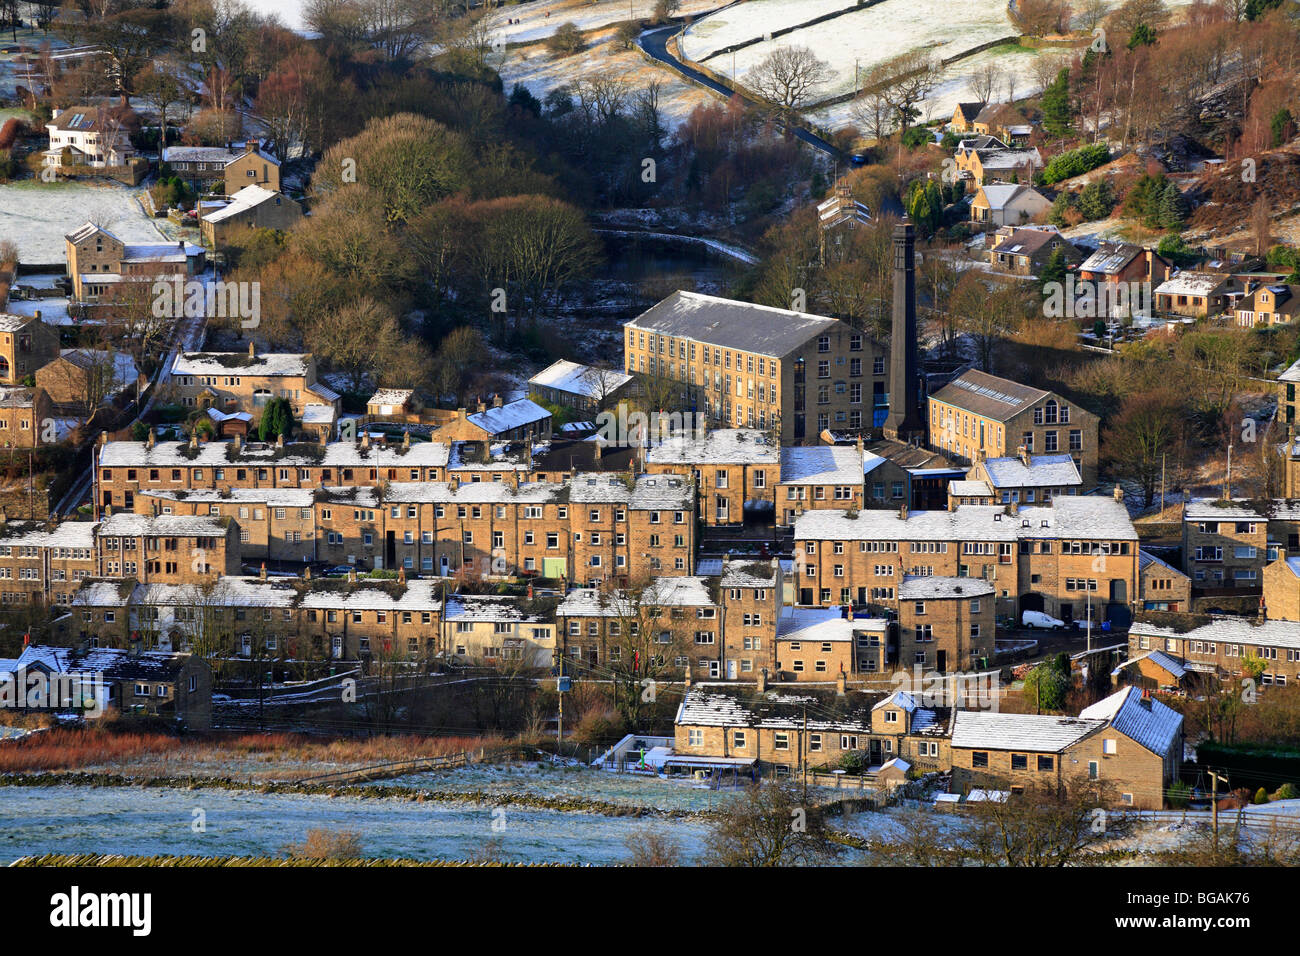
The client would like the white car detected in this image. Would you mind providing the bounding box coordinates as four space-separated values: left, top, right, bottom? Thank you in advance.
1022 610 1068 630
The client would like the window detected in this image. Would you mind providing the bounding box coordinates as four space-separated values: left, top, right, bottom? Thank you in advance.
1011 754 1028 771
688 729 703 747
773 732 789 751
1037 755 1054 771
972 751 988 768
733 730 746 748
1102 738 1117 755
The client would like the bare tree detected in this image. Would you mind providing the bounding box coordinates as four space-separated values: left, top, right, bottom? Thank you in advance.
744 45 833 109
871 49 940 131
969 62 1004 105
703 782 842 866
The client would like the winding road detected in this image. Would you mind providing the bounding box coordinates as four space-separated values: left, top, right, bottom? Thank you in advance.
637 25 843 158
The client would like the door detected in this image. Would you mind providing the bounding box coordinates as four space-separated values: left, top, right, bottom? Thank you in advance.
727 659 737 679
936 649 947 674
440 555 450 576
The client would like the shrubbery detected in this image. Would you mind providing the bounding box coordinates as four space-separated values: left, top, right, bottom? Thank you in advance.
1041 142 1110 185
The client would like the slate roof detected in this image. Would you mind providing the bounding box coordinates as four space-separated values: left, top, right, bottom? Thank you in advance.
1129 617 1300 651
932 369 1049 422
1155 272 1230 297
172 351 312 378
779 445 862 485
529 360 631 399
646 428 778 466
951 711 1104 752
626 291 844 357
1079 242 1144 275
466 399 550 436
1079 686 1182 757
16 644 189 682
675 687 877 732
897 575 994 600
981 454 1081 489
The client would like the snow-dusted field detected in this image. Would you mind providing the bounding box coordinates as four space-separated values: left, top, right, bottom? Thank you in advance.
489 0 730 45
810 41 1045 131
0 784 712 864
0 180 165 265
680 0 853 61
688 0 1015 101
497 36 716 131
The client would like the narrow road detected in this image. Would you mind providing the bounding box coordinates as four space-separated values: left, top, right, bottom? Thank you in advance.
638 25 843 158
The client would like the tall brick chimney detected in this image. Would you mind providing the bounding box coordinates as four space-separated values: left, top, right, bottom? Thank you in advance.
883 219 926 443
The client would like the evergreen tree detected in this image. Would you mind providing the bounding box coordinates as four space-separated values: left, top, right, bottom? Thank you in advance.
1272 108 1294 148
1041 68 1073 137
258 397 294 442
1048 191 1074 227
1127 23 1157 49
1158 180 1188 229
1077 180 1114 220
1039 246 1068 298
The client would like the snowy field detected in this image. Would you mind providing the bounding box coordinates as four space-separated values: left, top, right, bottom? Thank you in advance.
810 41 1046 132
241 0 729 39
681 0 856 61
0 180 165 265
488 0 730 44
0 784 713 864
497 36 716 131
389 760 794 813
687 0 1016 101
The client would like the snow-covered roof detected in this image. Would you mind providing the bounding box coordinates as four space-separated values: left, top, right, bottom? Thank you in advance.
775 606 857 643
16 644 187 681
0 313 40 333
721 560 780 589
646 428 778 466
1183 498 1264 522
1130 617 1300 651
172 351 311 378
97 513 230 537
301 405 336 424
981 454 1082 489
442 595 550 624
0 520 96 550
1154 272 1228 297
367 388 413 407
162 144 279 166
1113 650 1187 681
98 439 451 470
201 185 292 224
138 486 317 508
565 473 692 510
556 578 716 617
1013 497 1138 540
1080 686 1182 756
949 479 992 498
675 688 874 733
951 711 1104 752
297 579 442 613
897 576 994 600
779 445 862 485
466 399 550 436
627 291 843 357
528 360 631 400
